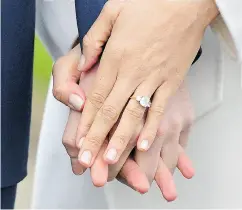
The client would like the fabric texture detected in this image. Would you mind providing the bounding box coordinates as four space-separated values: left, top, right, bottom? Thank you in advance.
211 0 242 62
1 0 35 188
1 185 17 209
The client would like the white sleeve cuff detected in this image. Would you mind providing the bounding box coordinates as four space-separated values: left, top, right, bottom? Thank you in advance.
210 0 242 62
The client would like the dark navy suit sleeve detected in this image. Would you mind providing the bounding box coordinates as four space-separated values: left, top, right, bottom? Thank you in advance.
1 0 35 188
75 0 106 43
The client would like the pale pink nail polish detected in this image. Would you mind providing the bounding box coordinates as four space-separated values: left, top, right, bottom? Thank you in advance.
106 148 117 161
140 140 149 151
69 94 84 110
80 150 92 165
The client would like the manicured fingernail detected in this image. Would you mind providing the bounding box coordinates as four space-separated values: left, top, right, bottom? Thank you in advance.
140 140 149 151
105 148 117 161
80 150 92 165
69 94 84 110
78 55 85 71
78 137 85 149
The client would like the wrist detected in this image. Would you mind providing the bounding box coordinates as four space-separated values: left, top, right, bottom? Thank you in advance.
194 0 219 27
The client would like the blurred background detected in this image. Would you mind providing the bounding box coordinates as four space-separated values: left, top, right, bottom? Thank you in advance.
15 36 52 209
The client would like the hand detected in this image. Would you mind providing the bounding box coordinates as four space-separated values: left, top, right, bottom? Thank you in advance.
92 83 195 201
58 46 194 200
60 48 150 191
76 0 219 167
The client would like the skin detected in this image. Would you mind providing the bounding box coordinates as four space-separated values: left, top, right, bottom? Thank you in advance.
75 0 219 168
54 45 195 201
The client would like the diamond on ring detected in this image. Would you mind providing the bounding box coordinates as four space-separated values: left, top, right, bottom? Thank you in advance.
136 96 151 108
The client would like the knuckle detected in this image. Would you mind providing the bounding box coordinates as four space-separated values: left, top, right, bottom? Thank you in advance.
83 33 102 53
157 122 168 138
126 106 143 120
52 85 64 102
52 56 65 76
62 137 78 158
149 105 165 118
115 134 129 147
170 117 182 131
79 122 92 135
88 91 106 109
86 136 103 148
100 105 118 122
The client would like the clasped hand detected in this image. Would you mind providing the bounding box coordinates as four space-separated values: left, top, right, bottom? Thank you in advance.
52 0 218 201
75 0 217 167
53 45 194 201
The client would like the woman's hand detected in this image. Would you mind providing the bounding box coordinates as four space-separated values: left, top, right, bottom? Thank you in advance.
92 83 195 201
76 0 219 167
58 46 194 200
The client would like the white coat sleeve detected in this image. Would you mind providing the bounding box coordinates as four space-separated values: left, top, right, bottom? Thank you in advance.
35 0 78 61
211 0 242 62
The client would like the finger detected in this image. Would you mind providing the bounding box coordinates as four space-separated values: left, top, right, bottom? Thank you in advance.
76 34 130 154
90 140 109 187
177 146 195 179
161 130 181 175
78 0 125 72
118 158 150 194
137 82 173 151
155 159 177 202
52 45 86 111
107 120 143 181
77 78 136 167
62 110 85 175
103 77 161 164
134 124 167 184
177 128 195 179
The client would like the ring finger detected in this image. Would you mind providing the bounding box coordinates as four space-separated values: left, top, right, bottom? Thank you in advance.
103 74 163 164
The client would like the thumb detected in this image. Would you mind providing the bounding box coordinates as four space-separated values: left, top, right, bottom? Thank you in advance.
78 0 125 72
52 45 86 111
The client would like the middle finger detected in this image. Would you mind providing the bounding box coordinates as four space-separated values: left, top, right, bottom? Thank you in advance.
103 74 162 164
78 77 136 167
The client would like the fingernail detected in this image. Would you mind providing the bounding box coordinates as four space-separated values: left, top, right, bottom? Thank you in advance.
78 137 85 149
80 150 92 165
69 94 84 110
105 148 117 161
140 140 149 151
78 55 85 71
